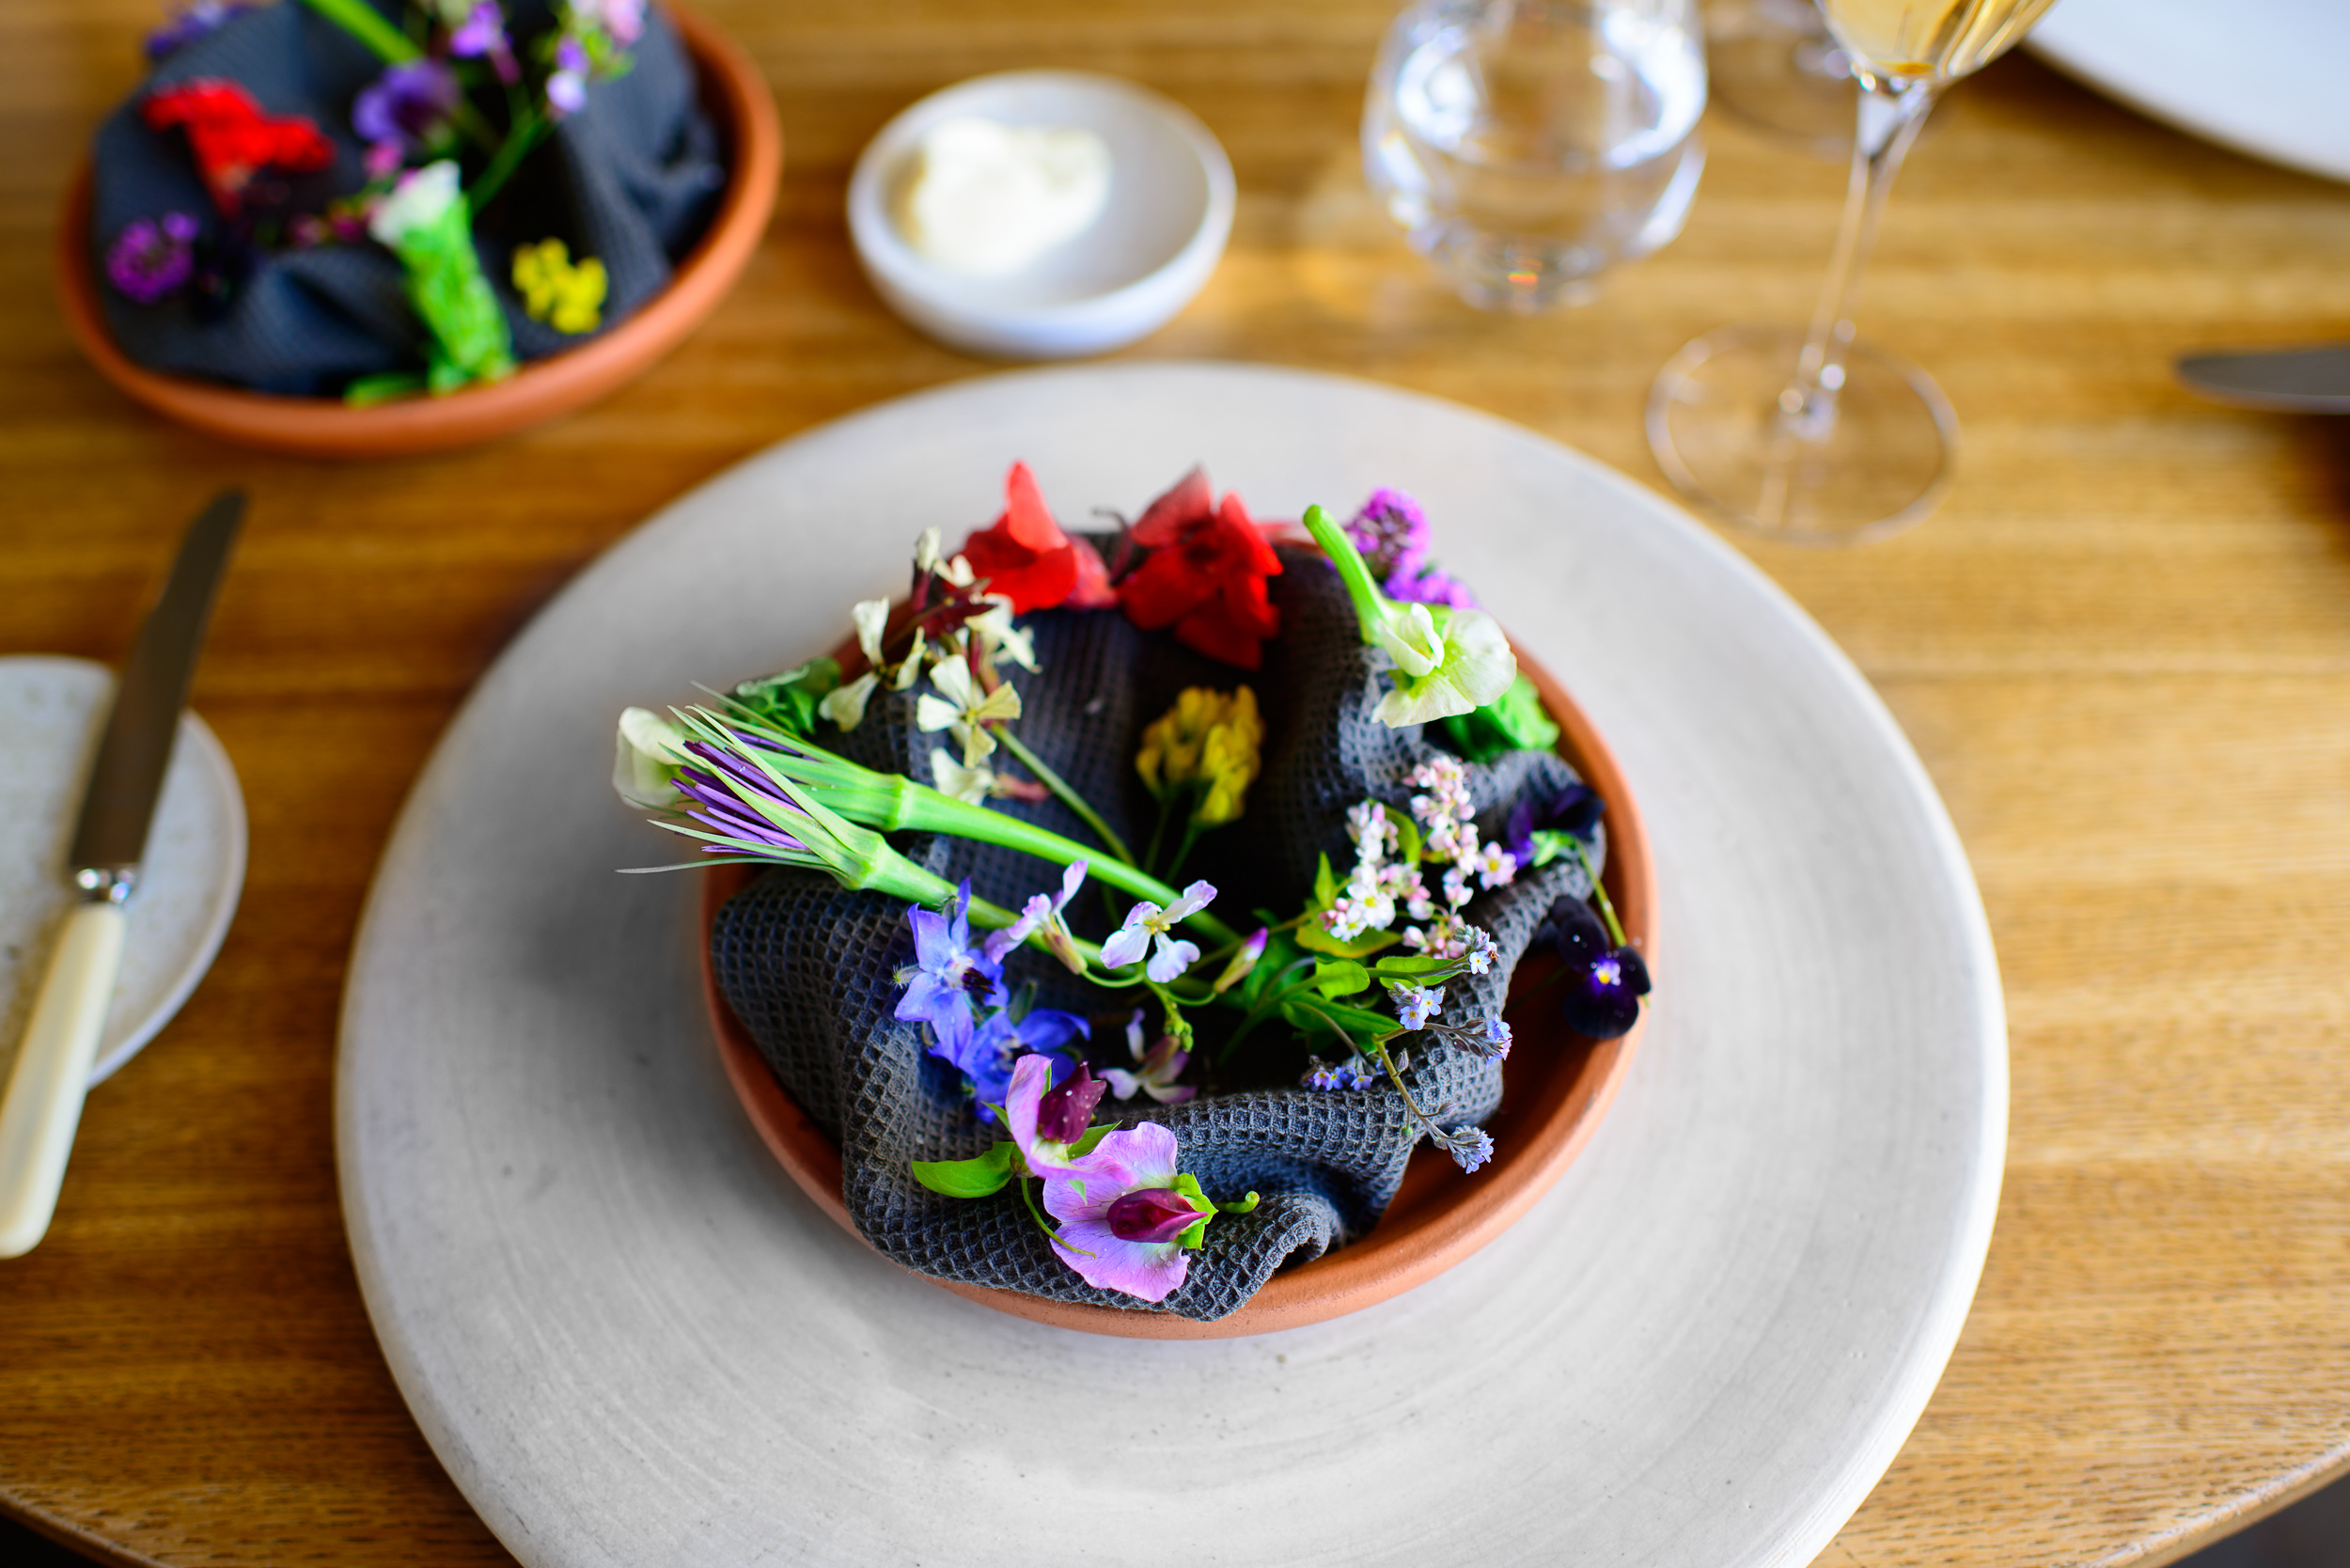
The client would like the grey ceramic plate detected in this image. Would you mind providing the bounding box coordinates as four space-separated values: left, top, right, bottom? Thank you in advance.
338 363 2005 1568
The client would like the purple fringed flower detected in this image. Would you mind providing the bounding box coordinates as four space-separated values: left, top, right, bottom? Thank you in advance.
951 1007 1089 1121
104 213 198 304
893 880 1005 1063
448 3 520 85
352 58 461 153
545 36 590 117
1550 894 1650 1041
672 739 810 855
145 1 253 61
1386 561 1478 609
1345 488 1429 580
1040 1120 1203 1303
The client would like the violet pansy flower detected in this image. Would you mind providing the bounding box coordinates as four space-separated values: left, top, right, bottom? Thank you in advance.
104 213 198 304
1549 893 1649 1041
1504 781 1602 867
352 58 461 156
893 880 1005 1062
1100 880 1216 982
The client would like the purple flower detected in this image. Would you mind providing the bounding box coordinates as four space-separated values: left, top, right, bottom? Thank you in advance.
1505 781 1602 866
950 1006 1089 1121
1103 1008 1196 1105
1345 488 1429 580
352 58 460 152
1040 1120 1202 1303
893 880 1005 1062
545 36 590 117
104 213 198 304
1100 880 1216 982
1210 926 1269 995
979 859 1087 970
448 3 519 85
1003 1050 1102 1173
672 740 810 855
1392 981 1442 1030
1302 1054 1379 1091
145 1 252 61
1550 894 1650 1040
1432 1123 1495 1173
1386 562 1478 609
582 0 646 47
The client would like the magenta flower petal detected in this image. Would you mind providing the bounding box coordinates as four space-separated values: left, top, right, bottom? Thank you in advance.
1046 1216 1189 1303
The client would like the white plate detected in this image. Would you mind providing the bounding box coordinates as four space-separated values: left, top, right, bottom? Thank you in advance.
2030 0 2350 185
0 656 245 1087
338 364 2005 1568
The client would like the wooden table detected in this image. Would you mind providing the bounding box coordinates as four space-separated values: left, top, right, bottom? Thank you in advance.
6 3 2349 1563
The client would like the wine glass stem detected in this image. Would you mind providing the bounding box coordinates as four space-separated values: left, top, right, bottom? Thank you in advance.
1779 77 1942 442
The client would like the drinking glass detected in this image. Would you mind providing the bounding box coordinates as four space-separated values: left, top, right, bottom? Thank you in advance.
1648 0 2059 542
1363 0 1708 313
1702 0 1853 160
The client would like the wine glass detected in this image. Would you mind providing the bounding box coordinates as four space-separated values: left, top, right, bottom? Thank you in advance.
1648 0 2059 542
1702 0 1854 161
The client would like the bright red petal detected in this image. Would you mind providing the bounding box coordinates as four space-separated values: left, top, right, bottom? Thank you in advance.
1064 535 1119 609
1118 548 1214 630
1002 461 1069 554
1214 494 1285 577
1131 466 1215 548
1174 598 1268 669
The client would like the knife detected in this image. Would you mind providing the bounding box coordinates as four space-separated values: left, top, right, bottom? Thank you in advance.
2176 344 2350 413
0 490 243 1258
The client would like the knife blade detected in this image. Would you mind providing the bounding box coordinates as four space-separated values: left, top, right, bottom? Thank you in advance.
2176 344 2350 413
0 489 243 1258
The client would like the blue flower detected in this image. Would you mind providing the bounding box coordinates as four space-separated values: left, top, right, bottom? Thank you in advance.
1550 894 1649 1040
894 881 1006 1062
1302 1054 1379 1091
1392 981 1443 1030
948 1004 1089 1120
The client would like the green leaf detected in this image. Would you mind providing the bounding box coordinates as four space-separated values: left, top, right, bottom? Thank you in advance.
1385 803 1424 868
1280 996 1397 1044
908 1142 1014 1199
1169 1172 1216 1250
1239 930 1300 1005
1072 1125 1116 1156
1313 958 1371 998
1371 954 1454 981
1312 852 1338 908
1294 920 1402 960
1176 1219 1210 1250
732 658 841 737
1438 671 1561 764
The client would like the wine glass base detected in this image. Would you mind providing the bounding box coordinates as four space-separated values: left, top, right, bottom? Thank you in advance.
1647 324 1958 545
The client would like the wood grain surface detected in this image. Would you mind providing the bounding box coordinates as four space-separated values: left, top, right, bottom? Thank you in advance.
3 3 2348 1565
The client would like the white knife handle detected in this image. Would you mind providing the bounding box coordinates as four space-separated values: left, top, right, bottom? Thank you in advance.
0 900 127 1258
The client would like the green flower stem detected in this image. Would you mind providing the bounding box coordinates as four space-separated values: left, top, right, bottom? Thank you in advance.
1572 840 1628 949
467 109 553 210
1301 504 1388 645
994 729 1136 867
747 736 1242 947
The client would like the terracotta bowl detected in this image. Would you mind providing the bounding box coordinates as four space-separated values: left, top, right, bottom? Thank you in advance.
55 2 779 460
699 635 1657 1340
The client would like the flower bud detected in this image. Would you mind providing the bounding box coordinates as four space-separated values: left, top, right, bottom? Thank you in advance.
1106 1185 1203 1245
1033 1060 1105 1146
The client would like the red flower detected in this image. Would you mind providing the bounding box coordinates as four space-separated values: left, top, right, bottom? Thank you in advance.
1118 467 1283 669
143 79 335 218
959 462 1117 615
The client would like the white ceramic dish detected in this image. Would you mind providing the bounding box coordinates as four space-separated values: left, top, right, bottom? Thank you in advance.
338 362 2005 1568
847 71 1235 358
0 656 245 1087
2029 0 2350 185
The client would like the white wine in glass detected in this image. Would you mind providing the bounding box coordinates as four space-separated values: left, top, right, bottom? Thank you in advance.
1649 0 2058 541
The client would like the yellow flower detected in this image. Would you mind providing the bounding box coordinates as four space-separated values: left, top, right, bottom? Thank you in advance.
1136 686 1261 825
512 238 607 334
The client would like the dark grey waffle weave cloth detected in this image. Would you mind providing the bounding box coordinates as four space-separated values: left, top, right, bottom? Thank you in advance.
90 0 723 395
710 545 1606 1322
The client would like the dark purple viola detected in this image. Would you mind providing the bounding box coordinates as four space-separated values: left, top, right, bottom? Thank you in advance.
1506 781 1603 866
1550 894 1649 1040
352 58 461 151
1105 1185 1202 1245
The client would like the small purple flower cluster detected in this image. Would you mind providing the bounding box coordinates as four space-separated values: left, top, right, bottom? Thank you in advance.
104 213 199 304
1343 488 1475 610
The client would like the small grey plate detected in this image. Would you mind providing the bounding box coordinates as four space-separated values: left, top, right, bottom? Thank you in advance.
0 655 246 1087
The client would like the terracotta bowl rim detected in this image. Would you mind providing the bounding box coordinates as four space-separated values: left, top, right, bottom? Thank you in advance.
53 0 780 460
699 616 1657 1340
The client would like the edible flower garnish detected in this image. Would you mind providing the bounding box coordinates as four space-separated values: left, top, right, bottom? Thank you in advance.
368 161 517 392
512 237 608 333
1549 893 1650 1041
894 880 1006 1062
959 461 1116 614
141 78 335 218
1117 467 1284 669
1101 881 1218 983
104 213 199 304
916 657 1022 767
1103 1008 1197 1105
1301 504 1514 727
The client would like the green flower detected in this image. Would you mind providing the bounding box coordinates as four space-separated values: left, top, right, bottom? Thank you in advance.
1301 505 1514 727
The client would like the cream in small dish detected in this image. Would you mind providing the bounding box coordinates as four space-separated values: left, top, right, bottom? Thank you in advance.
849 71 1234 359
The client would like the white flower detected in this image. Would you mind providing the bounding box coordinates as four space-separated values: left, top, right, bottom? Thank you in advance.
913 527 944 573
966 599 1037 672
368 160 461 245
612 706 689 807
851 597 889 663
1474 842 1518 889
929 748 997 803
1100 881 1216 982
1375 607 1515 728
916 658 1022 766
819 671 879 729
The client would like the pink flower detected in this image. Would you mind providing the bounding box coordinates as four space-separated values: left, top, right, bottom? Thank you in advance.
1041 1120 1203 1303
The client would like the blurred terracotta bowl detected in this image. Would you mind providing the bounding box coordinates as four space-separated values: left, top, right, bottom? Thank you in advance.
55 2 778 460
698 638 1657 1340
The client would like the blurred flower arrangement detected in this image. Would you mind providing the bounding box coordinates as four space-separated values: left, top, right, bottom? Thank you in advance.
614 464 1651 1305
110 0 650 400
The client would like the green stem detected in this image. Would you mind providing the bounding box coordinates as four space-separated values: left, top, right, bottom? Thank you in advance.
297 0 417 62
1301 504 1389 646
995 729 1136 867
1165 817 1203 883
467 110 552 211
1141 798 1170 878
1572 841 1627 949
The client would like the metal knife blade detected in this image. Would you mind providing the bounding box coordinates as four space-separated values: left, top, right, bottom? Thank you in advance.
2176 344 2350 413
70 488 243 882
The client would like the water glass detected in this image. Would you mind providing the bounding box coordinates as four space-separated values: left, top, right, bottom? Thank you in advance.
1362 0 1707 312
